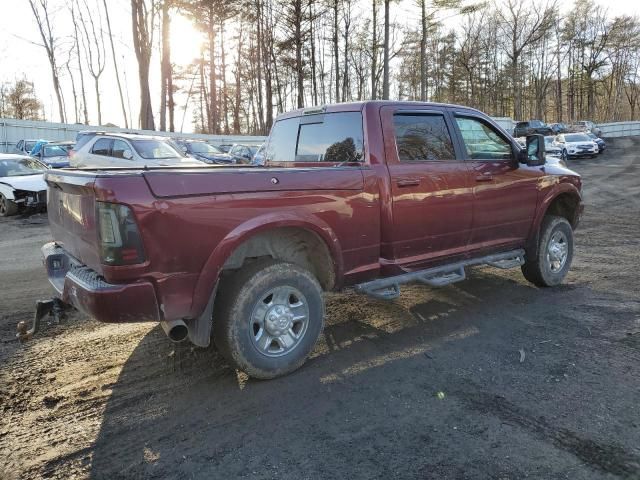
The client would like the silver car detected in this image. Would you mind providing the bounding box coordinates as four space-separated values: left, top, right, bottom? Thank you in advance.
71 133 205 168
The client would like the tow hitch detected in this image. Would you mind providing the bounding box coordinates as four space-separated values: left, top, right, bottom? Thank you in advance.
16 298 67 342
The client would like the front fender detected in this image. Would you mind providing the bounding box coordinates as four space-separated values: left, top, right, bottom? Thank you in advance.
188 212 344 319
0 182 15 200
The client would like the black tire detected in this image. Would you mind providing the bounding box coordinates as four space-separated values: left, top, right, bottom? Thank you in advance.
0 193 19 217
522 215 574 287
213 259 325 379
561 149 568 163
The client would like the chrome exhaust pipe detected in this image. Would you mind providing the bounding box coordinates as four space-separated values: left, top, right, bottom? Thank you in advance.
161 319 189 343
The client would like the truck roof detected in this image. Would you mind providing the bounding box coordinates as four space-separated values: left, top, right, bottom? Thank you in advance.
276 100 485 120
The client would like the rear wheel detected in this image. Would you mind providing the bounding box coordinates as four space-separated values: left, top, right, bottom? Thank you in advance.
0 193 19 217
213 259 325 379
522 215 573 287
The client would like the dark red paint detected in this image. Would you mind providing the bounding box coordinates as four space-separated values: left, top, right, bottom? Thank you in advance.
43 101 583 325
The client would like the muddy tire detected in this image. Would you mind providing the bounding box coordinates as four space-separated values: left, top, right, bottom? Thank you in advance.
0 193 19 217
213 259 325 379
522 215 574 287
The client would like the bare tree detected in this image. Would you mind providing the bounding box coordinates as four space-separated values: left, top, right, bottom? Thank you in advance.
77 0 107 125
103 0 129 128
131 0 157 130
27 0 65 123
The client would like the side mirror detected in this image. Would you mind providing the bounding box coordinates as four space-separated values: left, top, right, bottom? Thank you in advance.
123 149 133 160
525 134 545 166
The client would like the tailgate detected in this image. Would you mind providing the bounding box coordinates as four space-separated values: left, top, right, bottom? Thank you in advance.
45 171 103 273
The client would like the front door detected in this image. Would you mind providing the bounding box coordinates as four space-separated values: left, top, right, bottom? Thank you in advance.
381 106 474 271
452 113 542 251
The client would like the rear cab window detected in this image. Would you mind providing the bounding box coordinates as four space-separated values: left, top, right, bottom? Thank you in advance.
264 111 364 165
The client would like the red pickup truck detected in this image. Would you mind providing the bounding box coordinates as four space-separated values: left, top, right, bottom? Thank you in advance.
38 101 583 378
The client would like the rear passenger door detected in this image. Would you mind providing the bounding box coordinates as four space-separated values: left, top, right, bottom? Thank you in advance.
452 113 541 251
380 106 474 269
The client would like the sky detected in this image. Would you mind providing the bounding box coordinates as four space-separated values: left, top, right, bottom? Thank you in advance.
0 0 638 133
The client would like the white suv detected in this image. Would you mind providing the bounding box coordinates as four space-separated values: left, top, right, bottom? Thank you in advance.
71 133 204 168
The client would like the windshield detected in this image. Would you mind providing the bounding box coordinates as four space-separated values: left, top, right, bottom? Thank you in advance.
544 137 555 144
190 142 223 154
42 145 68 157
587 133 597 139
25 141 38 152
131 139 182 159
247 146 258 156
0 158 45 177
565 134 590 142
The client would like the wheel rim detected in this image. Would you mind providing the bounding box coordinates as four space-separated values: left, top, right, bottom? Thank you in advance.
249 286 309 358
546 230 568 273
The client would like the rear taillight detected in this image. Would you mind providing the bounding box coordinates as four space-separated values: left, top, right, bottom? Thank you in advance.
96 202 146 265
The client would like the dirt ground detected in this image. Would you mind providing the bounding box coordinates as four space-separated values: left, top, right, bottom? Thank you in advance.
1 140 639 480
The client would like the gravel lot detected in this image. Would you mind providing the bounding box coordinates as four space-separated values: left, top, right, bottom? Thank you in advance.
1 140 639 479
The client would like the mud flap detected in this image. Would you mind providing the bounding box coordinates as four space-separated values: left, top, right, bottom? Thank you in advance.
185 285 217 348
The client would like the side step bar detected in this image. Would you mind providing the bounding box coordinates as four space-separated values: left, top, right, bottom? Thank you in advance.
355 249 525 301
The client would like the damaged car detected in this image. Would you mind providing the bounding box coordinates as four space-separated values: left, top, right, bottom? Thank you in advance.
0 154 48 217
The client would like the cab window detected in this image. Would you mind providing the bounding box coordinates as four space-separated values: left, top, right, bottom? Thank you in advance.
92 138 112 156
455 116 512 161
393 113 456 162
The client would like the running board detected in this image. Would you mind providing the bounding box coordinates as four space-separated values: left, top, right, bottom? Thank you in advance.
355 249 525 301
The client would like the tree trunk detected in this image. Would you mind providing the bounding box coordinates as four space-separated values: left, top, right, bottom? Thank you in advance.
382 0 390 100
131 0 155 130
220 19 229 134
420 0 427 101
103 0 128 128
333 0 340 102
159 0 170 131
371 0 377 100
208 5 217 134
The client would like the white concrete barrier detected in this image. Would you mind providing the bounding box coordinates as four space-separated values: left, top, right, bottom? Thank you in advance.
0 117 266 153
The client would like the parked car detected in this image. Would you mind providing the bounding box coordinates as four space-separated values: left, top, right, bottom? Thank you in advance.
549 122 569 135
586 132 605 153
0 154 47 216
211 143 233 153
543 136 567 162
71 133 205 168
555 133 598 158
33 143 71 168
13 139 45 156
229 144 261 164
251 144 266 165
571 121 602 136
39 100 583 379
513 120 553 137
175 140 235 164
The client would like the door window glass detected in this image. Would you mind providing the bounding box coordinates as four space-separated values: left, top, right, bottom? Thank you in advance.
91 138 112 156
112 140 130 159
393 114 455 162
455 117 512 160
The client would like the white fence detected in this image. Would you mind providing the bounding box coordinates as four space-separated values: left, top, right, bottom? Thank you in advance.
0 118 266 153
597 121 640 138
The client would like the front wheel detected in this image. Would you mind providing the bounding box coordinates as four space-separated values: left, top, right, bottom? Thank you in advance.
561 149 568 162
213 259 325 379
522 215 574 287
0 193 19 217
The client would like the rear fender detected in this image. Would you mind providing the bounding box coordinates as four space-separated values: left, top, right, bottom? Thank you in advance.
189 212 343 319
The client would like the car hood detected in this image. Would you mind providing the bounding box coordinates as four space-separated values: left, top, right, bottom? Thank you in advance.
0 174 47 191
565 141 595 147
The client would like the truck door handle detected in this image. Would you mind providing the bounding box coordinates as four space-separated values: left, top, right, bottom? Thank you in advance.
475 174 493 182
396 178 421 187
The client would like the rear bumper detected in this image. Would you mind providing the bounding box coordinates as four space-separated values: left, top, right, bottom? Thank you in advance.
42 242 161 323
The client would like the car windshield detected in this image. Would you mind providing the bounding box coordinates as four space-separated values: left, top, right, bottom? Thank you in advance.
130 139 182 159
544 137 555 144
565 134 590 142
42 145 68 157
587 133 597 139
247 146 258 155
0 158 45 177
189 142 223 154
